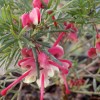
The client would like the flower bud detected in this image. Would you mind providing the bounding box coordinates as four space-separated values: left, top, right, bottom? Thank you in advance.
21 13 32 28
87 47 97 58
32 0 49 9
29 7 41 25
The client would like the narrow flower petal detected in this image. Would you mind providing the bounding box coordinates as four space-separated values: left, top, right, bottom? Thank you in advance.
18 57 35 69
0 69 31 96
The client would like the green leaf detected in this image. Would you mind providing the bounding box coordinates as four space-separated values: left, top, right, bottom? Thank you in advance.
32 47 40 79
18 27 27 38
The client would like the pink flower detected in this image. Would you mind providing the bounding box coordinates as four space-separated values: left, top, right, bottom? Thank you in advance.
68 32 78 42
32 0 49 9
37 52 59 100
20 13 32 28
96 34 100 39
48 45 64 58
37 49 72 99
21 48 33 58
96 42 100 51
0 49 37 96
29 7 41 25
52 23 78 47
64 22 78 33
87 47 97 58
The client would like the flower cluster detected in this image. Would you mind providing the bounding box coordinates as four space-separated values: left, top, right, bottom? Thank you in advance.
70 79 85 88
0 45 72 100
21 0 49 28
87 34 100 58
0 0 79 100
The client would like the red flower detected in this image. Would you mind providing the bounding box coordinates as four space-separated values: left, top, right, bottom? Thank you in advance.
87 47 97 58
20 13 32 28
32 0 49 9
48 45 64 58
21 48 34 58
68 32 78 42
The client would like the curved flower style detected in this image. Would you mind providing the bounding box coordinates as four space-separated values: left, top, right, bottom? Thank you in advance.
32 0 49 9
0 48 36 96
29 7 41 25
21 13 32 28
0 69 32 96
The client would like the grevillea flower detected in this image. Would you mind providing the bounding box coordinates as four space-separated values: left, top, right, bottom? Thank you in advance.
32 0 49 9
87 47 97 58
21 13 32 28
53 23 78 47
21 48 33 58
68 32 78 42
37 52 59 100
48 45 72 94
29 7 41 25
64 22 78 33
0 48 36 96
36 45 72 100
96 42 100 51
1 45 72 100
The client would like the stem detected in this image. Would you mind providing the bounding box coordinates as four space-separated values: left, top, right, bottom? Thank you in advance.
77 58 99 74
71 90 100 95
17 82 23 100
32 47 40 79
53 32 65 47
